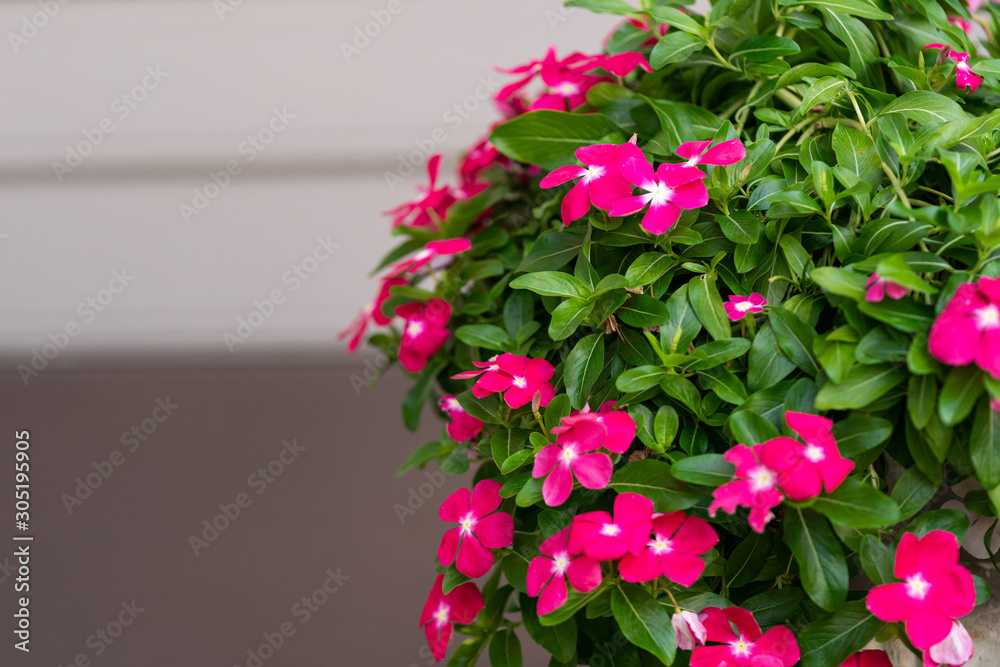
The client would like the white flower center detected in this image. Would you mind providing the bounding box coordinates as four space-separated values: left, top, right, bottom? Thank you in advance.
646 182 674 205
446 398 462 412
731 638 753 657
561 445 577 463
735 301 753 312
906 573 932 600
414 249 433 261
976 304 1000 330
434 602 450 626
804 444 826 463
460 512 477 535
406 321 425 337
599 522 622 537
512 376 527 388
747 465 776 492
553 552 570 574
648 536 673 555
555 81 579 96
685 157 700 168
582 165 606 183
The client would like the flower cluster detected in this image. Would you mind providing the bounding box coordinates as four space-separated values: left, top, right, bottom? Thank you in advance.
453 353 555 409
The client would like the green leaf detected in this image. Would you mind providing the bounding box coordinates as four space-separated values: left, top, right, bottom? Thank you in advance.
784 508 848 611
650 31 704 69
520 594 578 661
397 441 446 476
797 77 846 119
549 299 595 341
457 391 506 425
715 210 762 244
647 6 703 36
971 398 1000 488
491 110 624 169
616 365 668 393
891 467 938 520
661 283 703 353
814 364 906 411
832 124 882 191
510 272 589 299
810 478 901 528
519 226 588 271
938 365 984 427
821 11 878 86
539 585 607 626
565 334 605 410
748 323 797 390
689 274 731 340
566 0 637 15
611 583 676 666
742 589 805 626
769 307 820 376
455 324 512 350
609 460 700 512
908 509 970 542
442 565 472 594
685 338 752 371
781 0 893 19
492 429 529 470
654 406 680 451
403 360 446 430
617 294 670 327
488 628 523 667
672 454 735 486
698 366 748 404
857 299 935 333
908 375 938 429
860 535 894 585
876 91 966 125
731 35 801 61
730 410 781 445
832 416 892 458
659 375 702 415
798 600 883 667
625 252 674 288
726 532 774 588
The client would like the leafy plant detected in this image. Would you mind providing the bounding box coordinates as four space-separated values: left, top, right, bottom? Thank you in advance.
345 0 1000 664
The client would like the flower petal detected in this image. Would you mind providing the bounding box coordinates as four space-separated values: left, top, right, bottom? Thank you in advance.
456 535 495 578
540 165 586 188
542 462 574 507
470 480 503 518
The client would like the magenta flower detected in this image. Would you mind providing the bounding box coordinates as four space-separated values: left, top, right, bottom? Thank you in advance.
419 575 484 662
451 356 514 398
569 492 654 561
385 154 458 229
526 527 602 615
609 156 709 234
438 480 514 578
554 401 637 454
865 272 910 302
338 276 406 352
534 416 613 506
672 610 708 650
390 238 472 276
604 17 668 49
497 47 605 112
948 16 973 32
773 411 855 501
924 620 975 667
840 650 893 667
993 397 1000 412
725 293 767 321
396 298 451 373
539 142 641 225
708 444 785 533
619 512 719 586
691 607 799 667
439 395 484 443
929 276 1000 379
676 138 747 169
866 530 976 649
590 51 654 77
466 353 555 409
459 137 504 191
925 44 982 94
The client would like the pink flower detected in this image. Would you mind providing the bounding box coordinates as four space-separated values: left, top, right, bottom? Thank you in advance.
708 444 785 533
437 480 514 578
534 415 613 506
604 17 668 49
925 44 982 94
866 530 976 649
459 137 504 191
385 154 459 229
452 356 513 398
672 610 708 650
724 293 767 321
396 298 451 373
555 401 637 454
338 276 406 352
568 492 654 561
839 650 893 667
676 138 747 170
609 156 709 234
619 512 719 586
390 238 472 276
929 276 1000 379
590 52 654 77
466 353 555 409
439 395 484 442
539 143 640 225
866 272 910 302
691 607 799 667
773 411 855 501
497 47 605 112
526 527 602 615
420 575 484 662
948 16 973 32
992 397 1000 412
924 620 975 666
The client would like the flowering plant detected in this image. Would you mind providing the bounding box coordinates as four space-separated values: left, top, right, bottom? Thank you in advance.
347 0 1000 664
